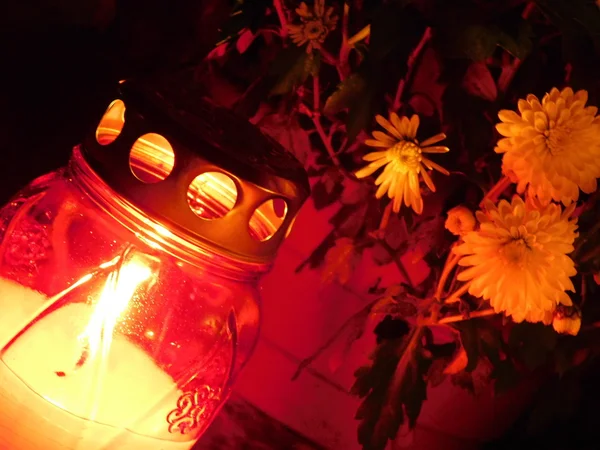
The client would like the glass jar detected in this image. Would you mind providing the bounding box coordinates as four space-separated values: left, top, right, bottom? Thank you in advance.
0 80 308 450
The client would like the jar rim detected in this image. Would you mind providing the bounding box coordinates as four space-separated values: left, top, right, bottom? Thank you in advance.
68 146 270 280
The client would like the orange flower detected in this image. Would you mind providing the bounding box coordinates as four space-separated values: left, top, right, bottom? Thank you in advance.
496 87 600 205
287 0 338 53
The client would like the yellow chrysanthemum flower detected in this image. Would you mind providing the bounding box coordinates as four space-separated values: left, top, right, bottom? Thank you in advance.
496 87 600 205
355 114 450 214
287 0 338 53
454 196 578 324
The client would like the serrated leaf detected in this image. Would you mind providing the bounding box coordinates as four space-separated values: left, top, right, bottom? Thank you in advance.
258 114 312 168
330 203 369 238
462 62 497 101
270 48 317 95
328 301 373 373
324 73 368 115
322 238 361 285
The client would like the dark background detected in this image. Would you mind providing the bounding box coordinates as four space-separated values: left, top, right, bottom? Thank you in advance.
0 0 229 203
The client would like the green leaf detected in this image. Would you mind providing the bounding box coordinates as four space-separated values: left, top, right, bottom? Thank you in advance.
352 338 405 450
324 73 369 115
497 20 533 59
455 321 481 372
269 47 317 96
509 322 558 371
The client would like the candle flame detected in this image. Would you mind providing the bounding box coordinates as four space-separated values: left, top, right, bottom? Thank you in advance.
78 257 152 368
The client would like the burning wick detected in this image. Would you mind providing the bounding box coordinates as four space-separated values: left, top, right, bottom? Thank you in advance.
53 256 152 378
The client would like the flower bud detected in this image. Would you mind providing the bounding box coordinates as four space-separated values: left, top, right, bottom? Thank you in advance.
552 305 581 336
445 206 476 236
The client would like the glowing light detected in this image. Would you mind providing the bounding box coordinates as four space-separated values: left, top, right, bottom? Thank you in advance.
79 257 152 364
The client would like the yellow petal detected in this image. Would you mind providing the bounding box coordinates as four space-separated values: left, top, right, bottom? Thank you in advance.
407 115 420 139
420 166 436 192
376 115 403 140
362 151 388 161
420 133 446 147
372 131 396 145
422 146 450 154
422 157 449 175
364 139 392 148
390 112 404 136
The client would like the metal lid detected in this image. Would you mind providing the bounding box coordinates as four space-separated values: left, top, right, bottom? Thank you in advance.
82 79 309 264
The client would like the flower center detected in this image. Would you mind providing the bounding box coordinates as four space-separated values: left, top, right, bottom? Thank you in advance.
304 20 327 40
501 233 534 265
544 125 571 155
389 141 422 173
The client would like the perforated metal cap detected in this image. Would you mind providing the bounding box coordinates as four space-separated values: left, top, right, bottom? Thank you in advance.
81 79 310 264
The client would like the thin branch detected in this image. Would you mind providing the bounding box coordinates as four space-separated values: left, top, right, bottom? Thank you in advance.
274 0 288 38
444 282 471 303
339 2 351 78
376 239 415 289
291 299 379 381
320 47 345 80
313 74 320 111
434 248 459 301
347 24 370 47
299 103 342 166
497 2 536 94
392 27 432 111
479 175 512 208
437 308 497 324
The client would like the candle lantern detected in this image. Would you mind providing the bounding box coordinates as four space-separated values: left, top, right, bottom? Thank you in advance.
0 79 309 449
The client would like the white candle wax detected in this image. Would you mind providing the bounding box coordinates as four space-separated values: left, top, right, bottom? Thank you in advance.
0 277 195 450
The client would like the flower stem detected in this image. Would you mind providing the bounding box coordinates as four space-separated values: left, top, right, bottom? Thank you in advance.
444 282 471 303
273 0 288 38
319 47 344 80
437 308 497 324
480 175 512 208
392 27 432 111
434 248 459 301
